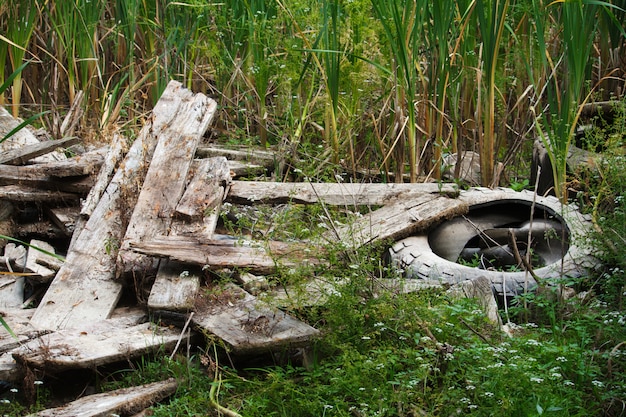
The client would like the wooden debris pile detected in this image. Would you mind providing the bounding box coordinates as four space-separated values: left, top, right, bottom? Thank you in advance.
0 80 466 415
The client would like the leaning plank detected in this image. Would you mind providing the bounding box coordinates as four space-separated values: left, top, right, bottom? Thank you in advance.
332 194 468 248
15 312 183 372
131 236 316 275
193 283 319 354
0 106 64 163
0 136 79 165
29 378 178 417
226 181 460 205
117 85 218 276
70 135 127 250
0 146 105 178
148 158 230 312
29 81 197 331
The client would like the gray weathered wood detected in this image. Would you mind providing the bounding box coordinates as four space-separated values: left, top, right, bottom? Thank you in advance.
0 106 64 163
29 378 178 417
227 181 460 205
0 136 79 165
70 135 127 251
0 147 105 178
117 86 218 277
47 206 79 237
131 236 316 275
16 311 185 372
0 185 80 203
196 144 276 164
193 283 319 354
148 158 230 312
30 81 204 331
332 194 468 248
175 157 231 221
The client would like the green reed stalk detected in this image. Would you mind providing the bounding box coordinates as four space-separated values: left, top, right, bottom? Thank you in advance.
427 1 457 179
529 0 610 203
371 0 426 182
3 0 38 117
474 0 510 186
319 0 341 163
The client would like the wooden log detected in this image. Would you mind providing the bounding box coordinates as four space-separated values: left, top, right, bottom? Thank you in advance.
117 85 218 277
25 239 63 283
226 181 460 205
0 136 79 165
29 378 178 417
29 81 204 331
193 283 319 354
148 157 230 312
332 194 468 248
131 236 317 275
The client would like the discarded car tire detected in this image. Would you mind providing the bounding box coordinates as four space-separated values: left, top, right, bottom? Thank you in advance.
388 187 595 298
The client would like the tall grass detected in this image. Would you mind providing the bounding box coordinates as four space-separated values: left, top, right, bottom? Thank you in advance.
1 0 624 190
529 0 609 202
2 0 38 117
371 0 426 182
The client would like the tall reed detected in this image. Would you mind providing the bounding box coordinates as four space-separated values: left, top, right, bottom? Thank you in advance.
2 0 39 117
474 0 510 186
371 0 426 182
529 0 606 202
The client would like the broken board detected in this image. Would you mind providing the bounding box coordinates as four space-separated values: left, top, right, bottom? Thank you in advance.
30 81 216 331
30 378 178 417
193 283 319 354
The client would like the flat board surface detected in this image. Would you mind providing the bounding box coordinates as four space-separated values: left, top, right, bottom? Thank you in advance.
30 81 207 331
227 181 459 205
193 284 319 354
31 378 177 417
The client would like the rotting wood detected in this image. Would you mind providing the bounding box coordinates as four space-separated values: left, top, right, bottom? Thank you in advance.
47 206 79 237
148 157 230 312
0 185 80 203
117 84 218 277
226 181 460 205
29 378 178 417
30 81 207 331
131 235 316 275
0 147 105 178
24 239 62 283
228 160 267 178
0 137 80 165
193 283 319 354
15 310 187 372
0 106 64 163
70 135 127 250
332 194 468 248
196 144 276 164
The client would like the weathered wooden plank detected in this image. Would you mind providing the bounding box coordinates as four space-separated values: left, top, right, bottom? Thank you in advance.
117 87 218 277
228 160 267 178
196 144 276 164
15 312 185 372
70 135 127 251
30 378 178 417
175 157 231 221
0 185 80 202
0 106 64 163
0 147 105 178
30 81 200 331
131 236 316 275
193 283 319 354
0 136 79 165
332 194 468 248
148 158 230 312
227 181 460 205
47 206 79 237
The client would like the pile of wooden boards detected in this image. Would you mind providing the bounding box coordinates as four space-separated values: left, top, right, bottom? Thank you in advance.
0 80 466 415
